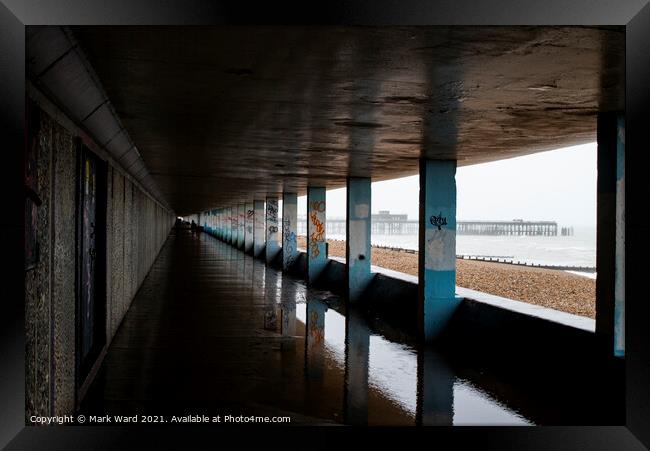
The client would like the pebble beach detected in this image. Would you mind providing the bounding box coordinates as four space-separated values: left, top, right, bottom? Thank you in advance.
297 237 595 319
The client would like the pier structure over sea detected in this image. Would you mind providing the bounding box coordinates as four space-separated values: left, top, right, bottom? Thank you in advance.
297 214 569 237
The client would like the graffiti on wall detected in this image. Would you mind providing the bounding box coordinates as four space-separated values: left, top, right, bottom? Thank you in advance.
308 309 324 346
309 201 325 259
267 202 278 221
246 209 254 234
283 217 296 265
267 201 278 236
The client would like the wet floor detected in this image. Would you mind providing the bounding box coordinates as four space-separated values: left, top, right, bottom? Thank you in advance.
81 228 546 425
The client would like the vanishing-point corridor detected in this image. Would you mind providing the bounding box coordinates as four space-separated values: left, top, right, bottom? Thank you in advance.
78 226 623 426
23 25 626 428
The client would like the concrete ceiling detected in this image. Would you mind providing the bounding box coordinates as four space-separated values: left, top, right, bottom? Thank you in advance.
70 26 624 216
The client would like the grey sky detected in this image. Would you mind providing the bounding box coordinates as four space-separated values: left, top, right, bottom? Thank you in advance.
298 142 597 228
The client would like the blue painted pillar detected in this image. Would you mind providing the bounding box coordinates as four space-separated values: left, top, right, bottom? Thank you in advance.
237 203 245 250
416 349 454 425
218 208 223 240
307 187 327 284
244 202 254 254
597 112 625 357
233 205 239 247
346 177 373 303
232 206 238 246
221 207 228 242
265 197 280 264
231 206 236 245
282 192 298 271
224 207 229 242
418 159 459 342
220 208 225 240
344 310 369 425
614 116 625 357
216 209 219 236
229 206 236 245
253 199 265 258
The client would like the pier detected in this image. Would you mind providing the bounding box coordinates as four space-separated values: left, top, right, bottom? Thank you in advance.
296 215 565 236
457 220 560 236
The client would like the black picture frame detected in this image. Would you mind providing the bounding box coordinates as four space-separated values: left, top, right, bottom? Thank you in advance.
2 1 650 449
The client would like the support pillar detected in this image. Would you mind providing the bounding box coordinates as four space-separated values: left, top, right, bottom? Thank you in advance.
596 112 625 357
416 349 454 426
244 202 254 254
265 197 280 264
346 177 372 303
282 192 298 271
219 208 226 241
615 116 625 358
216 208 220 240
418 159 459 342
305 298 326 379
237 203 245 250
344 310 369 425
225 207 231 243
253 199 265 258
307 187 327 284
231 206 237 245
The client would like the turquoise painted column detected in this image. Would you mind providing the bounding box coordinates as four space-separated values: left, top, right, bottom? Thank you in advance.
597 112 625 357
307 187 327 284
245 202 254 254
232 205 238 246
228 207 237 246
233 205 239 247
282 192 298 271
221 207 228 242
266 197 280 264
346 177 373 303
344 310 369 425
615 115 625 357
237 203 245 250
418 159 459 342
218 208 223 240
229 206 235 245
220 208 224 240
416 349 454 425
222 208 227 242
253 199 265 258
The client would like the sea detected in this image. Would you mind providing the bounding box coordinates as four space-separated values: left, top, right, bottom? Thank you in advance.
326 226 597 278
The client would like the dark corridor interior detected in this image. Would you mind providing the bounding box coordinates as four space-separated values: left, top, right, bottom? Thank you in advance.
78 227 622 426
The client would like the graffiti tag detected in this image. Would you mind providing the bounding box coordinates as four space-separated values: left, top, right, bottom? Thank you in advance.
430 212 447 231
309 210 325 259
310 200 325 212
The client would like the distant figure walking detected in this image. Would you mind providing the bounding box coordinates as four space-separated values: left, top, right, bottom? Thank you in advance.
191 220 197 234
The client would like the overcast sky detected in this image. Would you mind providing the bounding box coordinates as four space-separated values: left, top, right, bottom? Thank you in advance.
298 142 597 228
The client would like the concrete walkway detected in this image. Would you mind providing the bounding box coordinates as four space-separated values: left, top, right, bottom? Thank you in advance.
80 228 416 425
80 227 623 426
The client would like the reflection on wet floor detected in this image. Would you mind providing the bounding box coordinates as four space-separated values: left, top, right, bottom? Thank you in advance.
81 228 531 425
